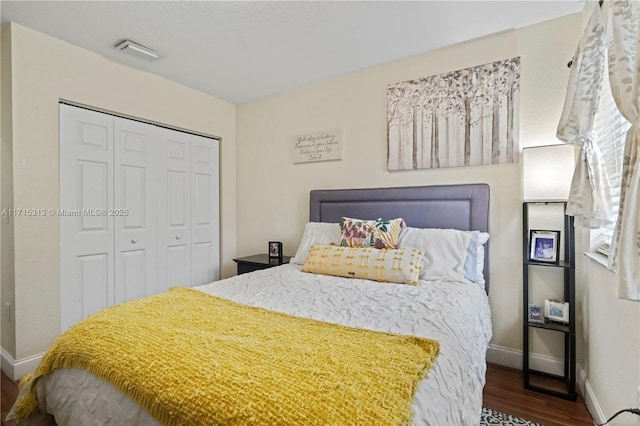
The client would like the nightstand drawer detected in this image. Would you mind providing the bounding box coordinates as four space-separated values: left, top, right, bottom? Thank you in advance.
237 262 272 275
233 254 291 275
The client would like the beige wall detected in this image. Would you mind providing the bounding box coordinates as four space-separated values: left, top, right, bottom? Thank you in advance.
583 257 640 425
1 24 17 357
0 22 237 360
237 14 583 354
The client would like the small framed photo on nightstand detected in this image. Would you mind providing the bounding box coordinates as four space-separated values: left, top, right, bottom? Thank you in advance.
268 241 283 259
527 304 545 324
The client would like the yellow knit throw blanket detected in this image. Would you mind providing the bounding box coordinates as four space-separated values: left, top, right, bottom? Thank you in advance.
13 287 439 425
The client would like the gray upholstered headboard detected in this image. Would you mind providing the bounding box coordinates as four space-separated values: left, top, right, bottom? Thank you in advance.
309 184 490 293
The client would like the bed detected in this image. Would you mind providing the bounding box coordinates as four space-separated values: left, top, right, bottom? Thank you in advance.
8 183 492 426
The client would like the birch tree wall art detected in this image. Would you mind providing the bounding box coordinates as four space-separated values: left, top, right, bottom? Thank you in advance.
387 57 520 171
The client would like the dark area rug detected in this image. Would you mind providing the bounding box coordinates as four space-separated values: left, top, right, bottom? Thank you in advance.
481 408 544 426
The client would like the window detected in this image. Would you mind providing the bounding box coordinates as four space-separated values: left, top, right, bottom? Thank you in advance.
594 71 630 242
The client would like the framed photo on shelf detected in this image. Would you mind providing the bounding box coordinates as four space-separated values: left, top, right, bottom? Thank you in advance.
268 241 283 260
529 230 560 264
527 304 545 324
544 299 569 323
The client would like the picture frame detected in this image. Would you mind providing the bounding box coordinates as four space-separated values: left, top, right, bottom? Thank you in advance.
527 304 545 324
268 241 283 260
528 230 560 264
544 299 569 323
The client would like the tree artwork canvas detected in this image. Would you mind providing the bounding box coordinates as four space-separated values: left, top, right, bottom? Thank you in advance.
387 57 520 171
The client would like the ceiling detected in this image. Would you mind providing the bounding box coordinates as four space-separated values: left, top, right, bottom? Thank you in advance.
1 1 584 104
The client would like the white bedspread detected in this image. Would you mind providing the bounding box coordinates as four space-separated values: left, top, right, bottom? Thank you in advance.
13 265 492 426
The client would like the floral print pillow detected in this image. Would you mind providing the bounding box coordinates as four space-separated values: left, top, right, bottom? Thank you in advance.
339 217 406 249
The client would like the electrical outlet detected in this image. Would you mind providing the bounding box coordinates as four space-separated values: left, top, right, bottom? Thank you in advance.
4 302 11 323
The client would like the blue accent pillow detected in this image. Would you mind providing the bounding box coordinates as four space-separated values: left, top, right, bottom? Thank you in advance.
463 231 479 282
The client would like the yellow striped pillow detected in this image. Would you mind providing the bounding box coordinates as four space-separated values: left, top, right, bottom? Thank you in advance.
302 244 424 285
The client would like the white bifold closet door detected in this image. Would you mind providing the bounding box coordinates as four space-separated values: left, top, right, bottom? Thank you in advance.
60 104 219 331
155 128 220 293
113 117 157 305
60 106 115 329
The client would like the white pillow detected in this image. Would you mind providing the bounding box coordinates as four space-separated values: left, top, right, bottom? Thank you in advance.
463 231 490 288
398 228 471 280
474 232 490 288
400 228 489 288
290 222 341 265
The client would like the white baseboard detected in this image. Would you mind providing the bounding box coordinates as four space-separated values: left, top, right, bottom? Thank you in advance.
487 343 563 375
488 344 601 425
1 347 43 381
486 343 522 369
579 366 606 425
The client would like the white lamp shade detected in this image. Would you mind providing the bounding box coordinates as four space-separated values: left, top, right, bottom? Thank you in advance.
523 144 575 201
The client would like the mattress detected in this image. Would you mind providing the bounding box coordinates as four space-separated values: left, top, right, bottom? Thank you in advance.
11 264 492 426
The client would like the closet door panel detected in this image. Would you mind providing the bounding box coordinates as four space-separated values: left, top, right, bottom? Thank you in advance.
78 161 110 231
121 250 147 301
78 254 110 316
60 104 115 331
192 242 214 285
190 135 220 286
157 128 191 291
114 117 156 304
168 170 188 229
167 245 189 286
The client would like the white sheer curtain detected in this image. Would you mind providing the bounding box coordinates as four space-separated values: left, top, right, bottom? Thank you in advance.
607 0 640 301
559 1 640 300
556 5 613 229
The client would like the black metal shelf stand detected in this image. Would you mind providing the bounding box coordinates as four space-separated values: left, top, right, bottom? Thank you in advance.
522 201 577 401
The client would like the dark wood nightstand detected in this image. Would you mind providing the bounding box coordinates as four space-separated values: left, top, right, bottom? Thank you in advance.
233 254 291 275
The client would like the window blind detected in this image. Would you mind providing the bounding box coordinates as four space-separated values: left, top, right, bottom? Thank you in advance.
594 73 630 236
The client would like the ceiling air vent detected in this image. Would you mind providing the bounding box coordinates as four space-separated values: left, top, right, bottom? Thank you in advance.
115 40 162 62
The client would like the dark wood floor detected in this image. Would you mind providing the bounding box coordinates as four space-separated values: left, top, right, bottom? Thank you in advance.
483 364 594 426
2 364 593 425
1 370 17 426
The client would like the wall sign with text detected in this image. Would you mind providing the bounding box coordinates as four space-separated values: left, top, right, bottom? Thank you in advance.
293 130 343 164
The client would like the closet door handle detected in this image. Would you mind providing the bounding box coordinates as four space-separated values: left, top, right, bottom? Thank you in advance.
131 238 137 244
176 235 181 240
